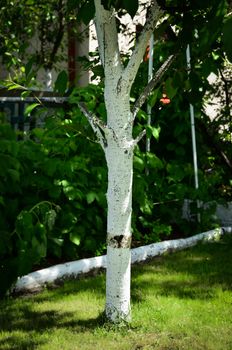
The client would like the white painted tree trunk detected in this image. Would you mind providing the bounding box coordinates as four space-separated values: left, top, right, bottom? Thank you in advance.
91 0 165 322
93 0 136 322
105 117 133 321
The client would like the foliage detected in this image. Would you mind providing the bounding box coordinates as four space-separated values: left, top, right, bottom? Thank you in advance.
0 0 95 85
1 68 229 298
130 0 232 240
0 117 57 296
0 0 232 298
0 87 107 296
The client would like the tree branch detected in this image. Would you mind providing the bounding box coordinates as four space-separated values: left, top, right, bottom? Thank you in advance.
78 102 108 148
132 129 146 147
121 0 163 92
132 54 177 118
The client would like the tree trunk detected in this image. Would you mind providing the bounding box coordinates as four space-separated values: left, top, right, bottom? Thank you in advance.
92 0 164 323
105 133 133 322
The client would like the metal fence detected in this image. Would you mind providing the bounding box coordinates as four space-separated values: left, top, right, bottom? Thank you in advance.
0 88 68 132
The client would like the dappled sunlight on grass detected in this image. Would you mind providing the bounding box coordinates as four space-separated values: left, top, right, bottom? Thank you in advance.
0 235 232 350
132 235 232 301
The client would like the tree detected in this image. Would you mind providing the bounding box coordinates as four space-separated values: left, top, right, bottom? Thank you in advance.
1 0 231 323
79 0 232 322
80 0 173 322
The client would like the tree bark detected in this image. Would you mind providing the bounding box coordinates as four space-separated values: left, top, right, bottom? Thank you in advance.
105 128 133 321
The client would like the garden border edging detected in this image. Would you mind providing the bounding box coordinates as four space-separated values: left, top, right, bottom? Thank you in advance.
13 226 232 294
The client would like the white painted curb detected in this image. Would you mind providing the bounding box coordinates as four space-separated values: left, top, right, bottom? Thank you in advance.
13 226 232 294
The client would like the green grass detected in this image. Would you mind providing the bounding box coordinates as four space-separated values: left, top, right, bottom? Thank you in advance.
0 235 232 350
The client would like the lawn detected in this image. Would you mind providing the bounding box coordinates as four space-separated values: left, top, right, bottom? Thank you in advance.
0 235 232 350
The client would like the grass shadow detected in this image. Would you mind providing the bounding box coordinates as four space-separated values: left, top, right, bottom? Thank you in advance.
0 273 106 350
0 334 47 350
131 234 232 301
0 307 106 350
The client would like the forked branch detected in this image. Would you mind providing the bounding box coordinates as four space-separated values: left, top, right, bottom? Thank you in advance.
132 129 147 148
132 54 177 118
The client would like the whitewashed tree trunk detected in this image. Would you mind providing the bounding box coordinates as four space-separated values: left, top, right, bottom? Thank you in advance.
85 0 168 322
94 0 134 322
104 102 133 321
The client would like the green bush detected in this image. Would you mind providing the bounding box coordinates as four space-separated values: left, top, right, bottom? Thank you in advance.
0 91 107 296
0 78 231 297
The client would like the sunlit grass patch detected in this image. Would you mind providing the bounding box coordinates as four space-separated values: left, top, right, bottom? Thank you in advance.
0 235 232 350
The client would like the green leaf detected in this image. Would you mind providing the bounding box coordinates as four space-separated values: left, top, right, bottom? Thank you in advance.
133 175 147 204
140 197 152 215
146 125 152 139
21 90 31 99
70 232 81 246
54 70 68 94
137 109 147 121
24 103 40 117
34 223 47 248
86 192 97 204
146 153 164 170
49 238 64 247
152 126 161 140
5 82 24 90
43 159 58 176
134 155 145 172
84 238 96 251
146 125 161 141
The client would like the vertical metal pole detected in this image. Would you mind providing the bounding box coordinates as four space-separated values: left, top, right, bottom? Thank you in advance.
146 34 154 153
186 44 200 222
